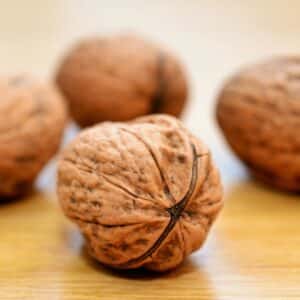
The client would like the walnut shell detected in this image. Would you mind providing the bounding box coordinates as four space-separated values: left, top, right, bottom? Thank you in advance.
216 56 300 191
57 114 223 271
0 75 67 198
56 34 188 127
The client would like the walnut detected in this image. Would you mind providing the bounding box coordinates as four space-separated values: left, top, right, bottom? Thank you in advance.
57 114 223 271
216 56 300 191
56 34 188 127
0 75 67 198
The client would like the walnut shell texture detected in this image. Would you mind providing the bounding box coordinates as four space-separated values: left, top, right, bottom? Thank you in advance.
216 56 300 191
0 75 67 198
57 114 223 271
56 34 188 127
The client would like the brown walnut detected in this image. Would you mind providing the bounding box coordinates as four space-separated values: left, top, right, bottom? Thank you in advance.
56 34 188 127
0 75 67 198
216 56 300 191
57 114 223 271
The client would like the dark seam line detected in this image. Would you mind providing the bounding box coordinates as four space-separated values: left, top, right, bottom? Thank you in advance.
116 143 199 268
151 52 166 113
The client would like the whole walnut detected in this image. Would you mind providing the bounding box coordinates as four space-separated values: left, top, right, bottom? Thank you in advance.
0 75 67 198
57 114 223 271
56 34 188 127
216 56 300 191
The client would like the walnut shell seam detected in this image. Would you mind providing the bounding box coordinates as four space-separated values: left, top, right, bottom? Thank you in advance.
63 137 210 268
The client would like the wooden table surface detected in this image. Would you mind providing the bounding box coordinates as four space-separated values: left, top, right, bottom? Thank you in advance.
1 1 300 299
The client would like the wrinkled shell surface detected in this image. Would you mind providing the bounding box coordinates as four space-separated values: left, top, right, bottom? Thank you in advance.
57 114 223 271
217 57 300 191
0 75 67 197
56 34 188 127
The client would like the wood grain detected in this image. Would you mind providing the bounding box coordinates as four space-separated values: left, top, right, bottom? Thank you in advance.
0 180 300 300
1 0 300 298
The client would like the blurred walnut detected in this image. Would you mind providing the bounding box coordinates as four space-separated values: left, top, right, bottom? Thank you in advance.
216 56 300 191
0 75 67 198
57 114 223 271
56 34 188 127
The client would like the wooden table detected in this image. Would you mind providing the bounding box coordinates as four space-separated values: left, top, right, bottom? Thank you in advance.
1 1 300 299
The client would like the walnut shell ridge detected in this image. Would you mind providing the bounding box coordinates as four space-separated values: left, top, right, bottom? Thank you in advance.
57 114 223 271
216 56 300 191
56 34 188 127
0 75 67 198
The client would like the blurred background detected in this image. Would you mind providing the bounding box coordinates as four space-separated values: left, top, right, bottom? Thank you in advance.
2 2 300 299
1 0 300 189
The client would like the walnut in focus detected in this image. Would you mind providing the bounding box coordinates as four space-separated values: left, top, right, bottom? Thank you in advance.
0 75 67 198
57 114 223 271
56 34 188 127
216 56 300 191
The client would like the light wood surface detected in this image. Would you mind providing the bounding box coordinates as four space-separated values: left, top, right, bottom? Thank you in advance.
1 181 300 299
1 1 300 299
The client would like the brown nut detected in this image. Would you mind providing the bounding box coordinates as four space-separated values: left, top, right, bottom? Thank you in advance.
0 75 67 198
57 114 223 271
216 56 300 191
56 34 188 127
